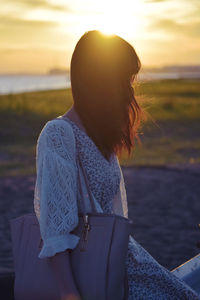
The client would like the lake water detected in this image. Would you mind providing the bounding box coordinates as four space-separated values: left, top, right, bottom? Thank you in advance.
0 72 200 95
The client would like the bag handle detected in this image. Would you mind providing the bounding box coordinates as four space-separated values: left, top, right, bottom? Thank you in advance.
53 116 97 214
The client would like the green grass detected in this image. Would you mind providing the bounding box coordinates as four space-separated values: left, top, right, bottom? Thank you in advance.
1 79 200 176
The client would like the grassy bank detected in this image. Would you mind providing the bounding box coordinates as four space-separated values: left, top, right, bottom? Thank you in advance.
1 79 200 176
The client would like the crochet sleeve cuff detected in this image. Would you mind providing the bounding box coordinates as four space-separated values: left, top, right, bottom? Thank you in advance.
38 233 80 259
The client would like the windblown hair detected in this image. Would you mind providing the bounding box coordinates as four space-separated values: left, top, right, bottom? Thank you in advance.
70 30 143 161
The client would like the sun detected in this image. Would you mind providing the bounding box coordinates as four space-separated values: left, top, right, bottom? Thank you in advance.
93 1 142 39
97 2 141 38
67 0 144 40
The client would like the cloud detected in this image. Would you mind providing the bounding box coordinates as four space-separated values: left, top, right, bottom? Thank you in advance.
0 15 57 28
148 18 200 38
0 14 59 50
4 0 70 12
0 0 71 35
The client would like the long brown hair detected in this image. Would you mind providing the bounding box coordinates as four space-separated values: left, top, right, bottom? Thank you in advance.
70 30 143 161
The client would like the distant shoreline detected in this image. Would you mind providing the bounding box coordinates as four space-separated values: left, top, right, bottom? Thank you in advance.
0 73 200 95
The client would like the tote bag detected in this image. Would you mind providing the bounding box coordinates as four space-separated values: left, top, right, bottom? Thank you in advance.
10 118 133 300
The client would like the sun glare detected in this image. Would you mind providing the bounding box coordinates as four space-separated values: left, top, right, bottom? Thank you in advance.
60 0 145 40
88 0 143 39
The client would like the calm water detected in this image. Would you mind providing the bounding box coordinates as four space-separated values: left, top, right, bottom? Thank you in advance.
0 72 200 95
0 74 71 95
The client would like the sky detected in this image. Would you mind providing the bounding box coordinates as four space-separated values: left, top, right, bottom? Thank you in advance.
1 0 200 74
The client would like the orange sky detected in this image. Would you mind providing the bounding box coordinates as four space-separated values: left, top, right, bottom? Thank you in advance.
1 0 200 74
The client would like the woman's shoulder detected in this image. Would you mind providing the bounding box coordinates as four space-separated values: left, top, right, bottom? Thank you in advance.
40 117 74 139
36 117 76 157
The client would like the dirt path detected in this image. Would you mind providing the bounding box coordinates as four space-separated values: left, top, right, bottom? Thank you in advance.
0 165 200 272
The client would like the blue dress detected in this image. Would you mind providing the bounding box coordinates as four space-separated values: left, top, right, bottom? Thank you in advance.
34 116 199 299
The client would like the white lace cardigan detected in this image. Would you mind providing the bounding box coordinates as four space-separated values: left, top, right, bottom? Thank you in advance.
33 118 128 259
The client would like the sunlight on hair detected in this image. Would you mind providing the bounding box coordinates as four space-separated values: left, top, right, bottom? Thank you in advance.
98 30 116 37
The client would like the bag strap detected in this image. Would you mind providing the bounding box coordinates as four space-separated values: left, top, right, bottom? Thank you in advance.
77 154 97 213
53 116 97 214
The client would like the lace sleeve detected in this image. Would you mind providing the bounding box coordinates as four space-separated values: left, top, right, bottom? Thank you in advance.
33 119 80 259
112 159 128 218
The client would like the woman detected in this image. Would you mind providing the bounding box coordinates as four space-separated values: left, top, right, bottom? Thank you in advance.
34 30 199 299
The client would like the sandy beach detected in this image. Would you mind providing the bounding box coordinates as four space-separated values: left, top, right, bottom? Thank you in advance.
1 164 199 273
